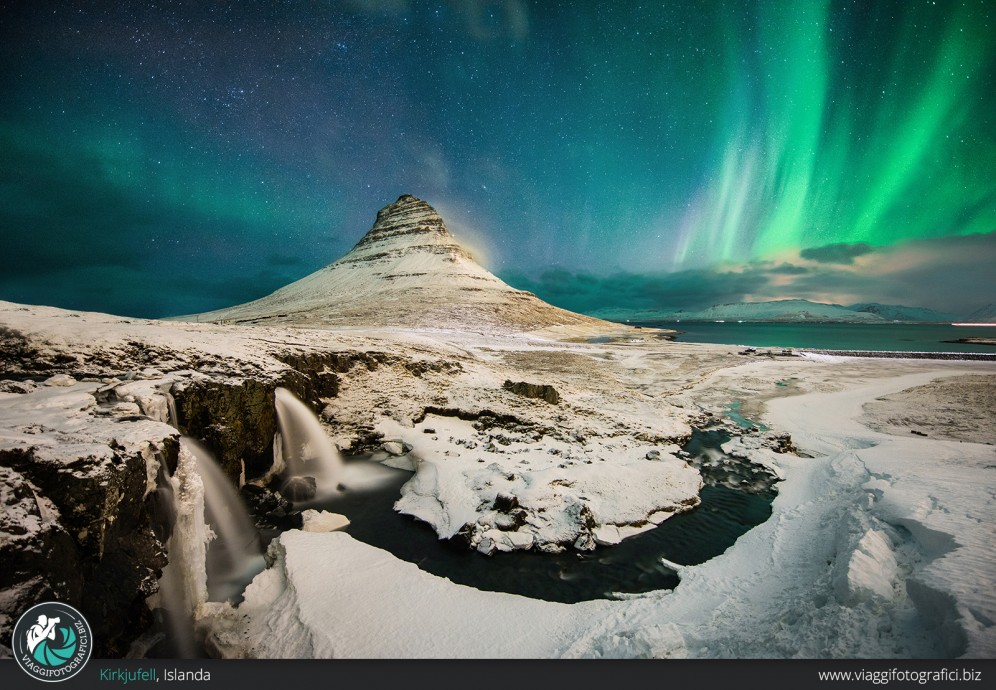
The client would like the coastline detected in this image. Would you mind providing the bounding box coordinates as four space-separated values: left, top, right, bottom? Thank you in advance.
801 349 996 361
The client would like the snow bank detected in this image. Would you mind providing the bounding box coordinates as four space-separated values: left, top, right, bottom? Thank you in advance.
384 414 702 551
204 530 600 658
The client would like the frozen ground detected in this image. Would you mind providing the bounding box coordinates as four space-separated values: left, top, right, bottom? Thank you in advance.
1 301 993 658
204 357 995 659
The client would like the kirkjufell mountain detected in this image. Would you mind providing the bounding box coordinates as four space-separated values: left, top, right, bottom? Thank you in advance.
192 194 607 334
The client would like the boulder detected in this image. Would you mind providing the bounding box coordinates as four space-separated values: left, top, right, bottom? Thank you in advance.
502 380 560 405
301 510 350 533
280 476 317 502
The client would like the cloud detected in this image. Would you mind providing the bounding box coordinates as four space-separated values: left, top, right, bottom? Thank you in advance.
766 262 810 275
503 232 996 318
502 265 774 315
799 242 874 264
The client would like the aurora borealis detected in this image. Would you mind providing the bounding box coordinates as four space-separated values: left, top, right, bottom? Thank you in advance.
1 0 994 317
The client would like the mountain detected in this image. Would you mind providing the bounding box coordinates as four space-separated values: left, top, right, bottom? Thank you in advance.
625 299 886 323
960 304 996 324
847 303 956 322
189 195 609 334
593 299 962 324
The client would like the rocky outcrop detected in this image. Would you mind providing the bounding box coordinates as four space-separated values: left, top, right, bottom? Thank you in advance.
0 411 179 657
171 377 278 481
503 380 560 404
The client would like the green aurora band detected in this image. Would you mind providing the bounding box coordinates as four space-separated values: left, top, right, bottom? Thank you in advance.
668 0 994 268
0 1 993 317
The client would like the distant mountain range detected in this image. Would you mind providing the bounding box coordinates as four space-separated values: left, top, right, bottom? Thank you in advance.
960 304 996 323
589 299 974 324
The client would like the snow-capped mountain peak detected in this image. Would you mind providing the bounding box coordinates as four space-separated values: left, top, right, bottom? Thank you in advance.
188 195 605 334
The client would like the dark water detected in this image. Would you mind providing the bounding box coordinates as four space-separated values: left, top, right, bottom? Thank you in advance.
636 321 996 353
299 429 775 604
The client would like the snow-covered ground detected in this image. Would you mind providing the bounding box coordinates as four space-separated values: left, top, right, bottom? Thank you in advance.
202 358 995 659
2 299 993 658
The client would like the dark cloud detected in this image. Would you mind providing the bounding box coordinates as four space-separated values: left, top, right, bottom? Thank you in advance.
767 262 810 275
800 242 874 264
502 265 774 315
504 232 996 318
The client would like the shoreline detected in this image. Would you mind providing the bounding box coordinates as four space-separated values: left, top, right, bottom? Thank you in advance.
800 349 996 361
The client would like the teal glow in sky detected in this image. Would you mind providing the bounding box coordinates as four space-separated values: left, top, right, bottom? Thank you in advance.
1 0 993 317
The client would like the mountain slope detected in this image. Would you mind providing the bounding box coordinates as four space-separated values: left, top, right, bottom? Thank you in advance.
189 195 609 334
661 300 885 323
848 303 956 322
961 304 996 324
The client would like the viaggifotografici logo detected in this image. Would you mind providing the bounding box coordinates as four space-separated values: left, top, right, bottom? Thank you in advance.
12 602 92 682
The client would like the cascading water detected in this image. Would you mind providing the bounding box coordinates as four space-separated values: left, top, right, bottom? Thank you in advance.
162 386 179 429
273 387 344 496
183 439 265 602
154 441 208 658
153 438 264 657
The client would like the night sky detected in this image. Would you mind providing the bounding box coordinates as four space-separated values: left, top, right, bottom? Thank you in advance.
2 0 994 318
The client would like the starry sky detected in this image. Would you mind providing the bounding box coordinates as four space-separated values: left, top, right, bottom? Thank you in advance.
1 0 994 318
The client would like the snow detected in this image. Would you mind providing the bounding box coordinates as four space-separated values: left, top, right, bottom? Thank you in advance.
184 196 609 336
204 359 995 659
202 530 599 658
383 413 702 550
2 296 993 659
832 529 898 604
300 510 350 533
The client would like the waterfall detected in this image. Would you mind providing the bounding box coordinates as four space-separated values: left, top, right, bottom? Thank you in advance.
165 390 179 429
155 441 208 658
154 438 264 656
182 439 264 602
273 387 344 496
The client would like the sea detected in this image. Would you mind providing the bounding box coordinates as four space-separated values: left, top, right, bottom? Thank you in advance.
631 321 996 354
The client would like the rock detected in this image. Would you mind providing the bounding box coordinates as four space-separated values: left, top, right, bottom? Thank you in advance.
493 510 528 531
502 380 560 405
44 374 77 387
381 440 406 455
505 530 534 550
476 537 496 556
0 466 83 634
762 433 797 454
0 380 36 394
301 510 350 532
171 378 282 481
0 427 178 657
280 476 317 502
573 532 596 551
112 402 142 416
381 454 417 471
493 493 519 512
422 428 436 434
241 484 294 527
